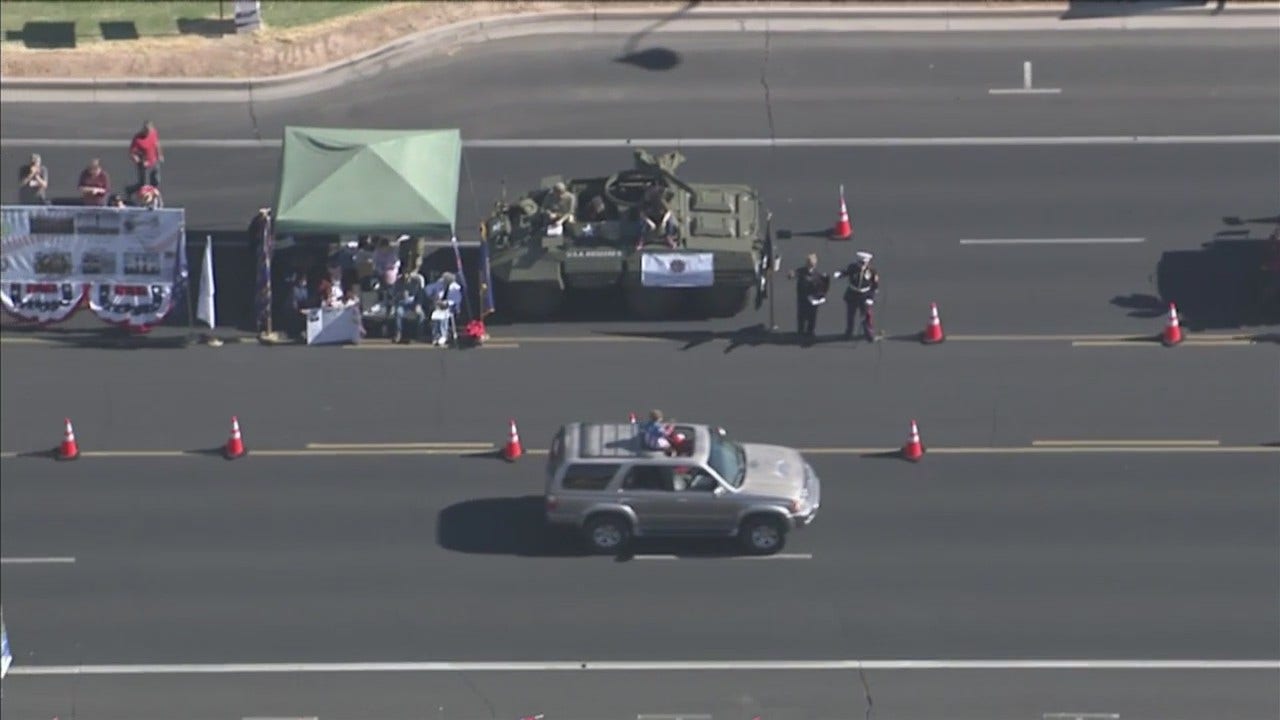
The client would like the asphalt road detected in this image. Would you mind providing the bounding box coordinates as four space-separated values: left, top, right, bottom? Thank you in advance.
3 31 1278 140
2 20 1279 720
4 668 1278 720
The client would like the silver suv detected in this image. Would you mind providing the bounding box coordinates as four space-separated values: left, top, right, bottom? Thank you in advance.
544 422 821 555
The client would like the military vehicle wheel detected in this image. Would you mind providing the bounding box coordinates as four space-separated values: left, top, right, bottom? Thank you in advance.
624 286 682 320
739 515 786 555
693 286 750 318
503 284 563 321
583 514 632 554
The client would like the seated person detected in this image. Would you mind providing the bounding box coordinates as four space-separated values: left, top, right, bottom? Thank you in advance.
640 409 692 456
428 272 463 346
540 182 577 235
389 270 426 343
581 195 608 223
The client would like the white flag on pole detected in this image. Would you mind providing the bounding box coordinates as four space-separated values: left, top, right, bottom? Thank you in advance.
197 235 216 329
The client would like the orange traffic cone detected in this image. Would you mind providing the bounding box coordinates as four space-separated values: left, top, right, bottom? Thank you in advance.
224 416 246 460
1162 303 1183 347
57 418 80 461
503 419 523 462
831 185 853 241
922 302 945 344
902 420 925 462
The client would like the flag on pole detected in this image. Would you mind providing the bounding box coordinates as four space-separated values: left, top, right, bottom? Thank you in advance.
479 238 496 317
197 235 216 329
449 235 468 290
1 611 12 680
253 212 273 333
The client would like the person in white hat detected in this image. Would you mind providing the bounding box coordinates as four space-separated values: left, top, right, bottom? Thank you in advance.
832 250 880 341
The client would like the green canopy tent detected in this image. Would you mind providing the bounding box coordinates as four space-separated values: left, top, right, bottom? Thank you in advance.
272 126 462 236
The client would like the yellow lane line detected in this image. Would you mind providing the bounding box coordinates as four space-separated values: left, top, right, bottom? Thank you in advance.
1072 340 1255 347
306 442 494 449
1033 439 1221 446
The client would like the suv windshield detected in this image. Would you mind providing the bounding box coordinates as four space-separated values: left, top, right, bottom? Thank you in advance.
707 433 746 488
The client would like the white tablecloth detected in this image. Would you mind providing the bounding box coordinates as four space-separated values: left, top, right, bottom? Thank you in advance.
305 305 361 346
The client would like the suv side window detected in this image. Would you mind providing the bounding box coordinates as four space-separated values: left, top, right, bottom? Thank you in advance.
622 465 673 492
560 463 620 491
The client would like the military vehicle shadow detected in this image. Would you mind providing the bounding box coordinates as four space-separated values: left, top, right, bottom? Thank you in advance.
487 287 750 325
600 323 844 352
437 496 589 557
1123 230 1280 332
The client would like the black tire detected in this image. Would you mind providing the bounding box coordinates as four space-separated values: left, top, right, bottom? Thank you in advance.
739 515 787 555
583 514 632 555
623 285 683 320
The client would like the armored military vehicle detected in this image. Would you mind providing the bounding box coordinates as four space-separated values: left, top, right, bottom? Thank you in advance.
482 149 764 320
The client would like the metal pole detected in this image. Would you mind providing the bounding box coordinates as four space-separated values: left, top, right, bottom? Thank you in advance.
766 212 777 331
184 233 197 343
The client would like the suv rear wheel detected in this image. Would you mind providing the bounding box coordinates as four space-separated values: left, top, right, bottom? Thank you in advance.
584 514 631 554
739 515 786 555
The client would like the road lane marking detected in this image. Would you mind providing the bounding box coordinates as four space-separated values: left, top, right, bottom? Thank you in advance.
1072 339 1255 347
1033 439 1220 447
3 446 1276 459
3 136 1278 149
633 553 813 561
959 238 1144 245
9 659 1277 676
1 557 76 564
306 442 494 449
989 60 1062 95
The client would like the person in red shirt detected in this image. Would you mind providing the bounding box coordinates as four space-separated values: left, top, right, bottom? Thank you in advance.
77 158 111 206
126 120 163 196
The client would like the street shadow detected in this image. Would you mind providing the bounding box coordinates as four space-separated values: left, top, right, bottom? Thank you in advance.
176 18 236 37
485 286 749 325
1061 0 1209 20
1109 293 1167 320
613 0 698 71
437 496 589 557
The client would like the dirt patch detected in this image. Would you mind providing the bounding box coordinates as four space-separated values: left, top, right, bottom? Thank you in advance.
0 1 688 79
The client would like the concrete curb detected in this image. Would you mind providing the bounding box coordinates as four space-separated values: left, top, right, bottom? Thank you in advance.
1 3 1276 104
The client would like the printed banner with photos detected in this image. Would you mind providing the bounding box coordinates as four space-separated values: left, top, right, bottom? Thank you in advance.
0 205 187 328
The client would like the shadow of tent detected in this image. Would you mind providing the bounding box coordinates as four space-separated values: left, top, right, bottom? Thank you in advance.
99 21 139 41
15 21 76 49
1061 0 1210 20
177 18 236 37
1155 237 1280 330
436 496 589 557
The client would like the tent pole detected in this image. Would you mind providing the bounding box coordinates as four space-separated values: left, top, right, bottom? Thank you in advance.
185 232 197 345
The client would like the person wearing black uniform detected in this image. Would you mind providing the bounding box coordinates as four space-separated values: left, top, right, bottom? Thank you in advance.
787 253 829 340
832 251 880 341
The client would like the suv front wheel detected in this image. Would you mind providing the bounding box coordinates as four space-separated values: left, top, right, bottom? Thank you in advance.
739 515 786 555
584 514 632 555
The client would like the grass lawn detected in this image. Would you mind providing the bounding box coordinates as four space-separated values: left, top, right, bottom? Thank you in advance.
1 1 379 44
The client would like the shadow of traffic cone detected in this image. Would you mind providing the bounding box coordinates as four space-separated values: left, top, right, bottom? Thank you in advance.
901 420 925 462
503 419 523 462
1162 303 1183 347
922 302 945 344
830 184 853 241
224 416 246 460
57 418 80 461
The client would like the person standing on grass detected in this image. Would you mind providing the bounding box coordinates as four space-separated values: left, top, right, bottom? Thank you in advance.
126 120 163 196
